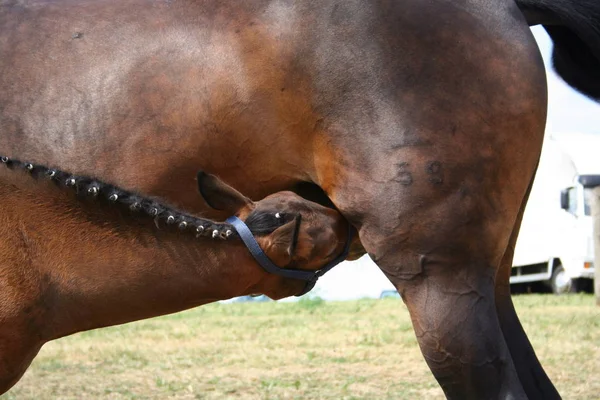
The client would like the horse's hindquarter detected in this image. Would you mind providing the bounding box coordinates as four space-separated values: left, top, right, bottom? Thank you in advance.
306 1 549 398
310 0 548 265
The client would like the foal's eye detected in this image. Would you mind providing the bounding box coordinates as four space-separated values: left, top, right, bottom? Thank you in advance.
274 212 287 224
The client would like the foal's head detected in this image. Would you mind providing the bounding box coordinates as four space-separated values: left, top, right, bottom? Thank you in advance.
198 172 351 296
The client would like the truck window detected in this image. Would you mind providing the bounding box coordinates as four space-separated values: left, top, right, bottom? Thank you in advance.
568 187 578 215
584 188 593 216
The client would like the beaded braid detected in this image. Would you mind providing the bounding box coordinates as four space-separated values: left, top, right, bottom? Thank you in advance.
0 156 236 240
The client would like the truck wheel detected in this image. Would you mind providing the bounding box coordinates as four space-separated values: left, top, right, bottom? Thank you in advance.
551 265 577 294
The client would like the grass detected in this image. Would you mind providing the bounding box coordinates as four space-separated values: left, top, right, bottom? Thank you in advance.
3 295 599 399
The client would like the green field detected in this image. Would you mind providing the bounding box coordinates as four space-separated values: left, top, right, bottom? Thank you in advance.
4 295 600 399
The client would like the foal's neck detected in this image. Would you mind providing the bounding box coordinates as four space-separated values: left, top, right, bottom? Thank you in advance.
0 164 264 340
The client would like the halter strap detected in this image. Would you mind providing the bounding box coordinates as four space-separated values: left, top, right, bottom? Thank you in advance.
226 216 353 296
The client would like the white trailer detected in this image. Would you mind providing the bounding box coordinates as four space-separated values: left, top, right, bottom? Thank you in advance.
511 134 599 293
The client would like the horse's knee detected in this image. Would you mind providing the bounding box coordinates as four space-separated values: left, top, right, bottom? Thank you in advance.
399 256 499 355
400 269 526 399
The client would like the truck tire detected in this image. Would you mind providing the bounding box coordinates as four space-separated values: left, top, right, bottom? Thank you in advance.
550 265 577 294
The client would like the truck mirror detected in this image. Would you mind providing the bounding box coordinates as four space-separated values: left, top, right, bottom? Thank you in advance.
560 189 570 211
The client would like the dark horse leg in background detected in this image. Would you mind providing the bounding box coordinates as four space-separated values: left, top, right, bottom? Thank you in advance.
2 0 600 398
494 178 562 399
495 1 600 398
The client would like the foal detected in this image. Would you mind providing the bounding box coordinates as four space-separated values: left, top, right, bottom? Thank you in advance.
0 158 349 394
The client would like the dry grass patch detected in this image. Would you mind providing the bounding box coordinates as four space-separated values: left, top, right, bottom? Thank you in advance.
3 295 599 399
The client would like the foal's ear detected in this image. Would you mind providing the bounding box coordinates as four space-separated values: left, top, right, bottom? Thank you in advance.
263 215 302 267
197 171 253 212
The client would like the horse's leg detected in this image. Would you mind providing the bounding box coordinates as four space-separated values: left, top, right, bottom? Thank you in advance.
317 131 545 398
400 249 521 399
0 332 42 395
324 160 526 399
495 180 561 399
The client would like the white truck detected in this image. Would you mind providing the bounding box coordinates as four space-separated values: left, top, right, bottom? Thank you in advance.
511 134 599 294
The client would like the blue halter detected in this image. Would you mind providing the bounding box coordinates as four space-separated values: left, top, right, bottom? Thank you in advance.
226 216 353 296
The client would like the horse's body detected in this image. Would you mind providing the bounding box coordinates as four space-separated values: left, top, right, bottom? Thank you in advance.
0 159 349 393
1 0 599 398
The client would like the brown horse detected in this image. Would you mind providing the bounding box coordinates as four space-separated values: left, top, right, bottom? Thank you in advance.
1 0 599 398
0 158 350 394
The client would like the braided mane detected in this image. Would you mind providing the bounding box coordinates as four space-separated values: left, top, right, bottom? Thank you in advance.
0 156 238 240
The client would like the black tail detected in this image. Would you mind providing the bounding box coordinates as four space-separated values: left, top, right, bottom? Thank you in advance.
517 0 600 101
